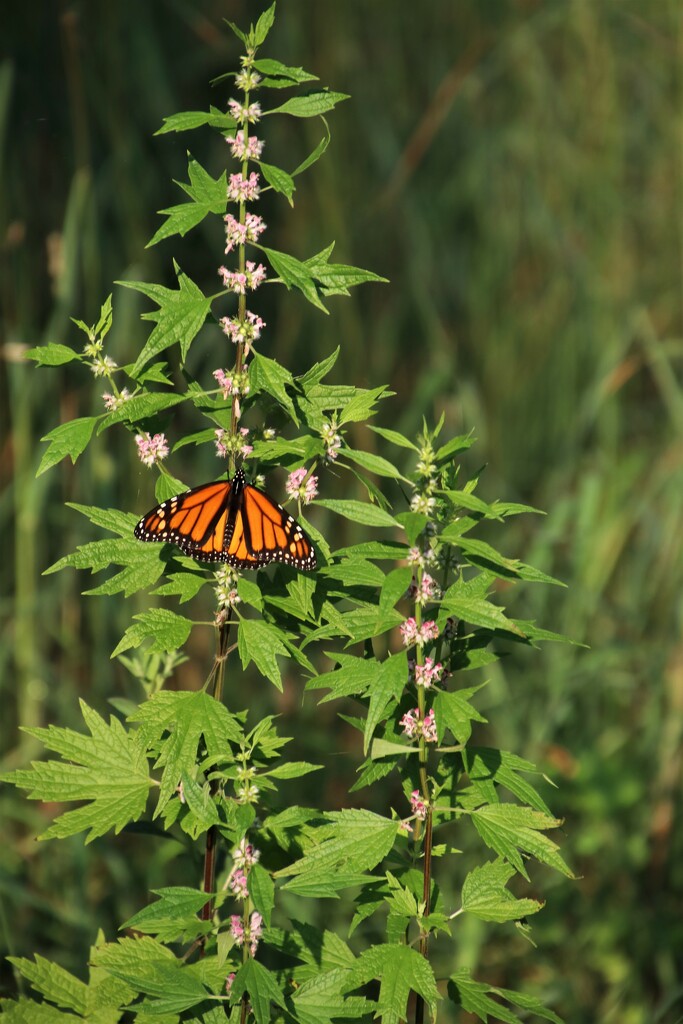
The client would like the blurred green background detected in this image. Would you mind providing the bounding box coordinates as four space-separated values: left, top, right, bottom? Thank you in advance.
1 1 682 1022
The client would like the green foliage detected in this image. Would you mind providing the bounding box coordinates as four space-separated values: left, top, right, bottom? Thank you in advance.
3 5 578 1024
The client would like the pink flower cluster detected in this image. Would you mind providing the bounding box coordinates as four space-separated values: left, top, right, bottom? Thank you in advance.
320 420 342 461
400 617 439 648
410 790 427 820
215 427 252 460
218 261 267 294
135 432 169 467
285 468 318 505
230 911 263 956
227 171 261 203
414 656 444 688
102 388 130 411
227 98 262 124
229 868 249 900
213 368 250 401
226 130 264 161
409 572 440 605
399 707 437 743
224 212 266 253
219 310 265 351
233 838 260 870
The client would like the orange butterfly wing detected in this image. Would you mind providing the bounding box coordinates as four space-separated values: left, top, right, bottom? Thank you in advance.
134 471 316 570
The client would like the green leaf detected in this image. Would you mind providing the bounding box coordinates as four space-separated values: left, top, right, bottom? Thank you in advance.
276 808 399 880
469 804 572 881
248 863 275 927
253 58 318 84
435 432 476 464
261 246 327 312
340 447 408 481
37 417 97 475
292 123 331 176
179 770 220 834
250 351 298 422
463 747 554 816
230 960 286 1024
130 690 242 815
6 955 86 1014
448 969 564 1024
306 652 380 702
156 106 236 134
148 158 227 246
258 161 295 203
238 619 291 689
440 591 525 637
268 92 350 118
368 425 418 450
153 571 207 604
266 761 322 779
26 342 80 366
98 391 185 431
292 969 374 1024
313 499 398 528
253 3 276 46
121 266 211 376
461 860 543 923
342 945 439 1024
433 687 487 745
336 385 392 424
0 997 79 1020
92 936 210 1015
122 887 213 943
1 701 151 842
112 608 194 658
364 652 409 753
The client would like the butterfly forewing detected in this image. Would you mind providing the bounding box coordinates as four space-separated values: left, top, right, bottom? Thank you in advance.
134 471 316 571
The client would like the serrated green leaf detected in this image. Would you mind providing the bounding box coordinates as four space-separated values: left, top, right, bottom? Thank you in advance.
435 432 476 463
156 107 236 134
463 748 553 816
276 808 399 880
26 342 80 366
364 652 409 754
261 246 327 312
148 159 227 246
6 956 86 1014
92 936 210 1015
259 161 295 203
253 58 318 84
112 608 194 658
37 417 97 475
292 124 331 176
122 887 213 943
268 92 350 118
253 3 276 46
1 701 151 842
121 267 211 376
250 351 298 422
433 687 487 745
462 859 543 923
340 447 407 481
238 619 291 690
230 960 286 1024
470 804 572 881
440 592 524 636
342 945 439 1024
130 690 242 815
306 652 379 702
248 863 275 926
367 425 418 450
313 499 398 528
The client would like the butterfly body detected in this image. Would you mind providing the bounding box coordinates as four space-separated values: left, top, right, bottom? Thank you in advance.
134 469 316 570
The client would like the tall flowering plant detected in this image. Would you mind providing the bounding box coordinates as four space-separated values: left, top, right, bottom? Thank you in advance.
4 7 572 1024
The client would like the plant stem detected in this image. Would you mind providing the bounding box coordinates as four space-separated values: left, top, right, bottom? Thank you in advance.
200 618 232 924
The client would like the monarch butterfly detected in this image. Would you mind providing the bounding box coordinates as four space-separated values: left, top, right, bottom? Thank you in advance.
134 468 316 570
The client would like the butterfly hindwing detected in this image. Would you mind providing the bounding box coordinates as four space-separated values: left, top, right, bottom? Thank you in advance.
134 470 316 571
